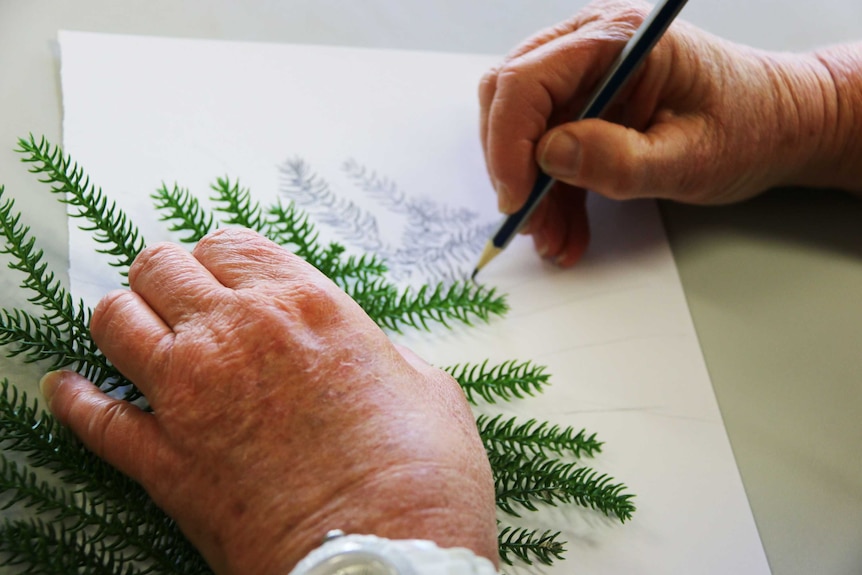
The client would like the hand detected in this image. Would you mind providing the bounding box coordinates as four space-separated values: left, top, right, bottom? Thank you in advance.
41 228 498 575
480 0 841 266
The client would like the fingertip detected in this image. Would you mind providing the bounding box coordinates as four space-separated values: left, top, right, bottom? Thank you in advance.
39 370 103 432
527 188 568 262
555 191 591 268
532 229 550 259
554 233 589 268
478 67 499 110
495 182 516 214
526 202 555 258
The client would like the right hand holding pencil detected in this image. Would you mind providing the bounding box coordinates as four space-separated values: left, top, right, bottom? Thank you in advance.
479 0 860 267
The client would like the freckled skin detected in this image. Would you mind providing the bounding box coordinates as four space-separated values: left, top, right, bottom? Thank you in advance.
42 228 498 575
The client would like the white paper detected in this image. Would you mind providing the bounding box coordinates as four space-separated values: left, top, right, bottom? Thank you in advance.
60 31 770 574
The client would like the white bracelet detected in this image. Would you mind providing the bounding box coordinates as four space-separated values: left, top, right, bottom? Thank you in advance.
288 531 499 575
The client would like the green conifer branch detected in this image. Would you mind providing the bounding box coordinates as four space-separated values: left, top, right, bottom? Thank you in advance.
263 198 326 259
1 309 95 377
0 518 142 575
211 178 389 287
477 413 604 459
490 450 636 522
326 253 388 285
0 188 127 393
354 281 507 333
1 138 636 571
1 382 147 519
152 183 215 243
266 198 389 288
16 135 145 277
210 177 267 233
497 525 567 566
0 188 87 329
445 359 549 405
0 380 204 573
0 455 186 573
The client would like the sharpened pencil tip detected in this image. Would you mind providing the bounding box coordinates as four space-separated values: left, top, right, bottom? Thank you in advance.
472 242 502 280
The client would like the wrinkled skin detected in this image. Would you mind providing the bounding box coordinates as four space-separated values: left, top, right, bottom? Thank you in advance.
39 3 862 572
480 0 862 266
42 228 498 575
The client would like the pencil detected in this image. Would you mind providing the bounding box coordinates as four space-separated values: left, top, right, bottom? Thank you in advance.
472 0 689 279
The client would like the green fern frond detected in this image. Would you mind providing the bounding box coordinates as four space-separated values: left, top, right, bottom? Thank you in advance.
263 198 326 258
0 455 67 516
265 199 388 285
326 253 388 284
0 381 142 511
0 455 183 571
0 309 95 375
152 183 215 243
357 281 507 333
446 359 549 405
497 525 566 566
264 198 356 283
0 188 87 327
16 135 145 276
0 518 143 575
210 177 266 233
490 450 636 521
1 138 636 572
0 381 202 573
477 413 603 459
0 190 124 391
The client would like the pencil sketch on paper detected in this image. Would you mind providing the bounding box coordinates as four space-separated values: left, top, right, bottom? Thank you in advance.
277 158 498 285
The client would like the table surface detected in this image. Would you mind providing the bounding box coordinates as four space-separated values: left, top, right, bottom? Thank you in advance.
1 2 861 574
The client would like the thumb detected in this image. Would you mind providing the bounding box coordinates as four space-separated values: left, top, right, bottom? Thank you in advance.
537 119 691 201
40 370 162 483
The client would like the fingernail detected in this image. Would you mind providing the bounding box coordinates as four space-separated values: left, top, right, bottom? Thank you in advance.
39 371 62 404
534 232 549 258
539 131 581 178
495 182 515 213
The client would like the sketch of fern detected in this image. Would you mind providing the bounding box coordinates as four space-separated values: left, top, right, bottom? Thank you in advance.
278 158 497 284
278 158 383 250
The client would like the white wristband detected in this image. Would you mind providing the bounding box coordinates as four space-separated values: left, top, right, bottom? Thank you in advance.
289 531 499 575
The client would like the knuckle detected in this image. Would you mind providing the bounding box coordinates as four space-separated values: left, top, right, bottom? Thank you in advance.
289 279 341 320
610 163 642 198
128 241 180 282
91 290 136 333
493 63 524 93
193 227 262 257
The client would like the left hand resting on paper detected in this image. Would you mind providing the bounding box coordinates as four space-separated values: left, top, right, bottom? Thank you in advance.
40 228 498 575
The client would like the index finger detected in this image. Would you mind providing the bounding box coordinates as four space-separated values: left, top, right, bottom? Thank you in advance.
479 11 599 163
483 14 642 211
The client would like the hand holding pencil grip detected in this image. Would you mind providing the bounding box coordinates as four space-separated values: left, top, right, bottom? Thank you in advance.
473 0 689 277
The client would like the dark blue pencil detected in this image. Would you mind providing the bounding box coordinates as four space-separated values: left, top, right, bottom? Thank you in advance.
472 0 689 278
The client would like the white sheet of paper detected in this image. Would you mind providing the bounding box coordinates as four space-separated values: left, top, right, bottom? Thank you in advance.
60 31 770 574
